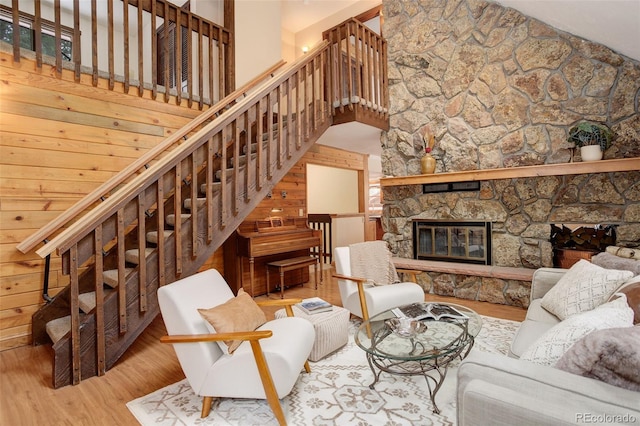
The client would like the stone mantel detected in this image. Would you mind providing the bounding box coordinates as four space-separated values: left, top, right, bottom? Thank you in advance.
380 158 640 187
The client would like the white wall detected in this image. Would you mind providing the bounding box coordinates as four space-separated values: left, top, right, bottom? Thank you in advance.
235 0 282 86
306 164 358 214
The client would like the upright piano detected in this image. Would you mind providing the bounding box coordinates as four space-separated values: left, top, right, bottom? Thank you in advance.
223 217 323 296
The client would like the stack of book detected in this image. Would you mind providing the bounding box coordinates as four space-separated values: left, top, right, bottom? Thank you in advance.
296 297 332 315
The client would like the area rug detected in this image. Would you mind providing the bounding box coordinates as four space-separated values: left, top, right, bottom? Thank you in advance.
127 316 520 425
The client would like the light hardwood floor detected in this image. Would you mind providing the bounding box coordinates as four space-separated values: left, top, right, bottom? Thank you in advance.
0 266 526 425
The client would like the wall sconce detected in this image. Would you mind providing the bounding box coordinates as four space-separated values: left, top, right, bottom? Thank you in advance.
266 191 272 198
281 191 287 199
302 46 308 54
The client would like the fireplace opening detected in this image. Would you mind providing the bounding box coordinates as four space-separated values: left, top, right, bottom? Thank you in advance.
412 220 492 265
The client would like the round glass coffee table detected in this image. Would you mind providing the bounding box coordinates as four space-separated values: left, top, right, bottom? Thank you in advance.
354 302 482 414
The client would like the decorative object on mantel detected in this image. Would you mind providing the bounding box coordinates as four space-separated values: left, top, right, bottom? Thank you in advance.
567 121 615 162
551 224 616 268
421 132 437 174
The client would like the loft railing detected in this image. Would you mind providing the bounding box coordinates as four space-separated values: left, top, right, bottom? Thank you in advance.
16 59 285 256
322 17 388 120
4 0 232 109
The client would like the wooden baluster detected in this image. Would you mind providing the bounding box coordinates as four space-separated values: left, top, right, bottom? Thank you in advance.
157 182 165 286
163 1 170 102
137 0 144 96
175 7 182 106
174 164 182 276
220 126 227 229
73 0 80 80
296 70 302 148
11 0 19 62
137 194 147 311
108 0 114 90
117 209 127 333
231 118 239 215
311 56 317 134
69 244 81 384
217 28 224 103
303 63 309 140
206 136 214 242
151 0 157 100
208 23 215 103
54 0 62 74
286 77 294 151
354 22 361 105
91 0 98 86
266 92 273 179
198 18 204 109
94 226 106 376
191 152 198 258
186 10 193 108
374 34 381 112
346 22 353 112
382 38 389 116
123 0 130 94
33 0 42 67
243 110 251 203
277 85 283 166
256 100 263 191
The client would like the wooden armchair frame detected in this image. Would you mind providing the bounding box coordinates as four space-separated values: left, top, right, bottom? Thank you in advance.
160 297 310 426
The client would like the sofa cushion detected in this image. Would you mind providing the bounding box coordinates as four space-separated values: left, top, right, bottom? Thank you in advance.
525 299 561 323
555 326 640 391
540 259 633 320
198 288 267 354
509 319 556 358
608 275 640 324
520 295 634 366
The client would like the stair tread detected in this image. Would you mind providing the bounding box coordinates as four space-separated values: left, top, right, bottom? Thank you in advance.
146 230 173 244
46 315 71 344
78 292 96 313
125 248 155 264
103 269 132 288
184 198 206 210
166 213 191 226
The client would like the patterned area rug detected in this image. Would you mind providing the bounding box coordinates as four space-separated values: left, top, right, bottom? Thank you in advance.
127 316 520 425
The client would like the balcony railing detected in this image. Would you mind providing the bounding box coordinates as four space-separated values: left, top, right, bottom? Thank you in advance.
4 0 232 109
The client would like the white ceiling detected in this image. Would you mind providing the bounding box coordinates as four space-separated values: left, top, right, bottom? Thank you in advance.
281 0 640 178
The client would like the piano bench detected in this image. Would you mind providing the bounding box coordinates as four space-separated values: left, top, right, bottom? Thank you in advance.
266 255 321 299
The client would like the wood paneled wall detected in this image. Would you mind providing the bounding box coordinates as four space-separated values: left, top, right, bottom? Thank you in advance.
0 52 216 351
0 51 369 352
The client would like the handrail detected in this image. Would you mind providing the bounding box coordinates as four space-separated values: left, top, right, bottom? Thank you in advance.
34 42 329 259
16 60 286 255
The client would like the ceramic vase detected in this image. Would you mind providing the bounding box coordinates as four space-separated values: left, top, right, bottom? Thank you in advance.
580 145 603 161
421 153 436 174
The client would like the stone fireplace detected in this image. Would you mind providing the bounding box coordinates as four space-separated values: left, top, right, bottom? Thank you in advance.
379 0 640 308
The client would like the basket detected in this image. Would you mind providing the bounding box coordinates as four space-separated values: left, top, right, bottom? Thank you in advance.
553 248 599 269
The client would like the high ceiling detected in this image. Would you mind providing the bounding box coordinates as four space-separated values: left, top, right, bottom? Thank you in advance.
281 0 640 178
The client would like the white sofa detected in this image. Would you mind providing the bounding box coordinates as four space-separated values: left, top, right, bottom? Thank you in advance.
457 262 640 426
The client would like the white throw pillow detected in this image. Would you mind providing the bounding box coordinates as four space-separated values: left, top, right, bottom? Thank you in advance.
541 259 633 320
520 295 634 366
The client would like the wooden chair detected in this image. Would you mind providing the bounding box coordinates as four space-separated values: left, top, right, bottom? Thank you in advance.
158 269 315 426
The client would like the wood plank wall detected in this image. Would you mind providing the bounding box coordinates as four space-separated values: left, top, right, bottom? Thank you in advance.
0 51 217 351
0 51 368 352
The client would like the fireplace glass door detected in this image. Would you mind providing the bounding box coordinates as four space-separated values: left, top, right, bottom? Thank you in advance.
413 220 492 265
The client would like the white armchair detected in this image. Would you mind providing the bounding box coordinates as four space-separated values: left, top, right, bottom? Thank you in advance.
333 242 425 322
157 269 315 425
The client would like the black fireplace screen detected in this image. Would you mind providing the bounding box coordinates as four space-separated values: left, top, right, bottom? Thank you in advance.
412 220 492 265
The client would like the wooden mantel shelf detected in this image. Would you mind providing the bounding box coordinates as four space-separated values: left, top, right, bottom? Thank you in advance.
380 157 640 187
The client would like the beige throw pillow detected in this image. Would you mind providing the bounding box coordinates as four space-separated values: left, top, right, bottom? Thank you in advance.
198 288 267 354
541 259 633 320
520 295 634 366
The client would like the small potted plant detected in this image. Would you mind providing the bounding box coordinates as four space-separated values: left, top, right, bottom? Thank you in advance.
567 121 615 161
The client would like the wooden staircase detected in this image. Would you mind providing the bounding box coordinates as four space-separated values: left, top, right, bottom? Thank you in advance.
21 18 389 389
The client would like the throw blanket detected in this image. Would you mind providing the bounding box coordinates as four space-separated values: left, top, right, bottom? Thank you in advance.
349 241 398 286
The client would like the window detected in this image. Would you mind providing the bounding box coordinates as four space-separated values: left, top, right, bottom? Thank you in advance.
0 6 73 61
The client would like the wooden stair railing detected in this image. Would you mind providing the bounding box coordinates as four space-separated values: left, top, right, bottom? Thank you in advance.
32 41 332 387
16 60 286 256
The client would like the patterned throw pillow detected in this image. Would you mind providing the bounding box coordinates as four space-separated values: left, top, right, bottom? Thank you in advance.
541 259 633 320
520 295 634 366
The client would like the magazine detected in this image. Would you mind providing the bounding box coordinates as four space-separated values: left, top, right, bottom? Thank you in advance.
296 297 332 315
391 303 468 321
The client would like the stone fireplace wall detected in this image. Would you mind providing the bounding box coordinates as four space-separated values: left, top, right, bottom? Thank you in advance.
380 0 640 306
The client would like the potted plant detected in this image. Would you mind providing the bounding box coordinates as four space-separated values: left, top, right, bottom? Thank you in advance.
567 121 615 161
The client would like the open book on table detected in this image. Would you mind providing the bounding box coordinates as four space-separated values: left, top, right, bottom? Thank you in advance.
392 303 468 321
